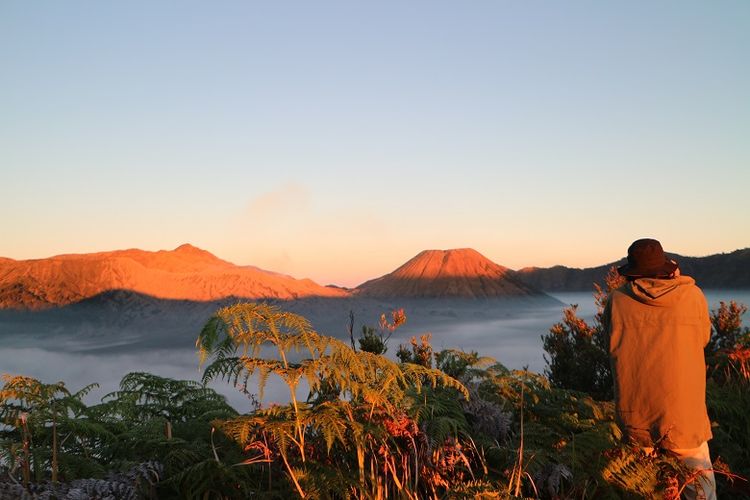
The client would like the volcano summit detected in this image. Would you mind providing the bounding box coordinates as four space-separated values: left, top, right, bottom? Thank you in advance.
355 248 544 299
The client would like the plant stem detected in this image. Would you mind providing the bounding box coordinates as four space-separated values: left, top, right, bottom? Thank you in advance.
51 407 58 482
21 418 30 488
280 449 306 498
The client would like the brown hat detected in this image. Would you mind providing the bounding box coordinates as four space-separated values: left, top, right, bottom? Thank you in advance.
617 238 678 278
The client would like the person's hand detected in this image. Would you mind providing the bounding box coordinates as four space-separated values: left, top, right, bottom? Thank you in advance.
669 261 680 278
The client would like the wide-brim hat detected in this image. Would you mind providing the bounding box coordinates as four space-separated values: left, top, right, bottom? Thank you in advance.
617 238 678 277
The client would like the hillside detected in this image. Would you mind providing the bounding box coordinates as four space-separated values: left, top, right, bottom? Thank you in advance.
518 248 750 291
0 244 347 310
355 248 545 298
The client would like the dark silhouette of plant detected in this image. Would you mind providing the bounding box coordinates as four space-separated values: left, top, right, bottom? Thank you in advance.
704 301 750 497
397 333 434 367
357 308 406 355
357 325 388 355
0 375 102 486
709 301 749 352
542 266 623 400
0 371 259 499
542 305 607 397
706 300 750 387
90 372 254 499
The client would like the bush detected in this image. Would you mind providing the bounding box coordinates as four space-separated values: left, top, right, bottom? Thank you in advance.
541 266 623 400
4 298 749 498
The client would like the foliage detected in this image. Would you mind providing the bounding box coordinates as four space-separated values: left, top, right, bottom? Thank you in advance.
0 372 253 499
541 266 623 400
704 300 750 496
435 348 496 381
706 301 750 387
90 372 256 499
0 461 162 500
541 305 609 399
397 333 434 367
356 325 386 355
0 374 102 485
356 308 406 355
197 301 733 498
2 294 750 498
708 301 750 352
197 302 468 498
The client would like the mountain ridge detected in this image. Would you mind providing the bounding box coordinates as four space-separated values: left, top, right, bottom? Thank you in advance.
0 244 346 310
517 248 750 291
2 245 748 310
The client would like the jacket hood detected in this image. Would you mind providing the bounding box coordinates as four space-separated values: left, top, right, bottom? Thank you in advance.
627 275 696 306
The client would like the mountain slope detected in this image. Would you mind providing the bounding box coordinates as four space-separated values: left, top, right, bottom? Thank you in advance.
517 248 750 291
0 244 346 310
355 248 544 298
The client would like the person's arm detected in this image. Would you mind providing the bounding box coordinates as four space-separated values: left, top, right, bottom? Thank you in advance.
698 291 711 347
602 296 613 350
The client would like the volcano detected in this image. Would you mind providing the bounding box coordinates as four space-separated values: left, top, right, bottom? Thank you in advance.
354 248 544 298
0 244 346 310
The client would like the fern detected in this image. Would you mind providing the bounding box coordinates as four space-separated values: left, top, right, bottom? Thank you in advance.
197 302 474 498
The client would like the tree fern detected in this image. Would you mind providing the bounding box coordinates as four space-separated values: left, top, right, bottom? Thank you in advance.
197 302 472 498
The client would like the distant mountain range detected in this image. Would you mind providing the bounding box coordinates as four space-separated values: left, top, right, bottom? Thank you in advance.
518 248 750 291
1 245 748 310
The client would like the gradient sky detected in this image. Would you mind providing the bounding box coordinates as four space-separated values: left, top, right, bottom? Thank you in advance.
1 1 748 287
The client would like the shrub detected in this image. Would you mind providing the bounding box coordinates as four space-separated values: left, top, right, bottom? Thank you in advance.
541 266 623 400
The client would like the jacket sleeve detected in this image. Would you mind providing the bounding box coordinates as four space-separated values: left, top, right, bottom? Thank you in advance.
602 296 613 349
697 290 711 346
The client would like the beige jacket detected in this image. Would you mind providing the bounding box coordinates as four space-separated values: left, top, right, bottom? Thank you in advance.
604 275 712 449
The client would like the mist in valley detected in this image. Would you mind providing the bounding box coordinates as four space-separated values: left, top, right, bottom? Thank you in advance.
1 290 748 410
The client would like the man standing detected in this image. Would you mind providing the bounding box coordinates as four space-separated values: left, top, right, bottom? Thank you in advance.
604 238 716 500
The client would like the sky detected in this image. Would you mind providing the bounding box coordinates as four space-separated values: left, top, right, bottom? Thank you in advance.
1 1 748 287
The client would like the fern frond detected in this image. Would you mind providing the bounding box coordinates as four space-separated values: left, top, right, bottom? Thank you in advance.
400 362 469 400
308 401 349 453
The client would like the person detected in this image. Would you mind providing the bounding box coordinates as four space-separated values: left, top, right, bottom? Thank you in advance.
603 238 716 500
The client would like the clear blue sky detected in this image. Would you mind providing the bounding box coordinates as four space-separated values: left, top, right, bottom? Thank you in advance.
1 1 748 286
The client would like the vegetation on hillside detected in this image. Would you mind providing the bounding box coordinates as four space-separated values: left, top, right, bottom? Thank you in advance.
1 275 749 498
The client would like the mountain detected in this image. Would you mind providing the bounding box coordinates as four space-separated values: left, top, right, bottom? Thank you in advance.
0 244 346 310
517 248 750 291
4 243 745 310
355 248 545 298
